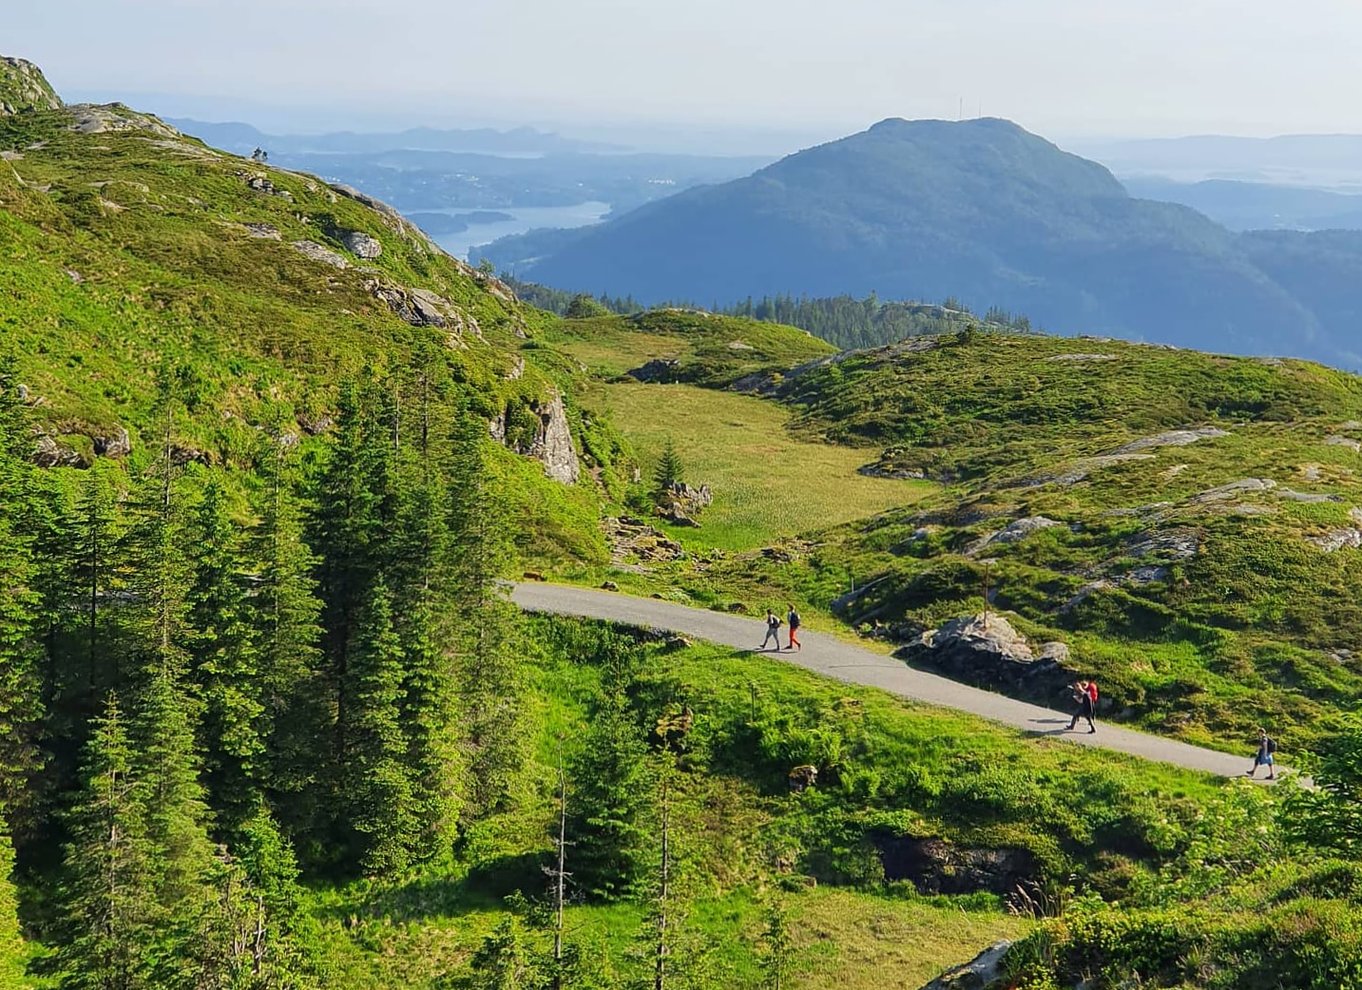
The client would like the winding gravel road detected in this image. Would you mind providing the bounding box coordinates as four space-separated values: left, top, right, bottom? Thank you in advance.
513 582 1289 781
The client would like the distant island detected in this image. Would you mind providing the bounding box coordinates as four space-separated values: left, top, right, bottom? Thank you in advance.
407 210 515 234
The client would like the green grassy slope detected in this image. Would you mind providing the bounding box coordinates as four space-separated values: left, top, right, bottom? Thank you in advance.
303 615 1234 988
0 83 615 566
697 331 1362 749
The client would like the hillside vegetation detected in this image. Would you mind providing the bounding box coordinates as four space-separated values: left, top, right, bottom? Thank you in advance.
614 330 1362 752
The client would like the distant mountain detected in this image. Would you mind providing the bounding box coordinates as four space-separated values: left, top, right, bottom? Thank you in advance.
490 117 1362 363
1122 176 1362 231
165 118 624 157
1078 132 1362 187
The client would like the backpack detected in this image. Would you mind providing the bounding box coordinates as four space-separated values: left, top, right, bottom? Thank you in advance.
1267 737 1277 754
1087 682 1099 703
789 610 801 628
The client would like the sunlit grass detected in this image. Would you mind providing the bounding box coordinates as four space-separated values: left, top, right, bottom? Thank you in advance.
600 382 931 550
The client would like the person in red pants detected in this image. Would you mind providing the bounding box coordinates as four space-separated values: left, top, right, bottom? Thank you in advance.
786 605 802 651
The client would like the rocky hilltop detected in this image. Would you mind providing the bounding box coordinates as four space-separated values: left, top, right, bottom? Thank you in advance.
0 56 591 507
0 56 62 114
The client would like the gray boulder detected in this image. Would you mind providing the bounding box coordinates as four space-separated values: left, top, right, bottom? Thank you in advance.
291 240 348 269
93 428 131 458
33 433 86 468
898 613 1075 701
656 481 713 526
340 230 383 260
917 941 1013 990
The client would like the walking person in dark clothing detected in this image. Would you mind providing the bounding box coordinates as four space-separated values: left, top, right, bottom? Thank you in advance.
786 605 802 652
1246 728 1277 780
760 609 782 651
1068 679 1096 734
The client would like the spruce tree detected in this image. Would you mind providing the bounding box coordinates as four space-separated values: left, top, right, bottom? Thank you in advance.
392 371 461 859
65 469 118 705
652 438 683 497
121 388 192 686
186 480 265 835
311 378 397 767
567 671 650 900
0 357 46 839
0 812 25 989
447 409 523 817
342 579 416 877
252 433 326 840
55 694 155 990
131 667 218 989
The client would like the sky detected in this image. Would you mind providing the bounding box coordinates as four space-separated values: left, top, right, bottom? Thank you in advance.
9 0 1362 150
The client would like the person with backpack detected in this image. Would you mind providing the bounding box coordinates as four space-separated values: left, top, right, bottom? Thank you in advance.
786 605 802 652
760 609 782 651
1068 679 1096 733
1247 728 1277 780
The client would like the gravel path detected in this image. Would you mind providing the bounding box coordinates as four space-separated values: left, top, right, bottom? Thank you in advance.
513 583 1292 781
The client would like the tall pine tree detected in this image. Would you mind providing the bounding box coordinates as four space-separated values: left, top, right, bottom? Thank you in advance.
252 432 326 843
131 667 219 989
447 409 523 817
186 480 265 835
0 357 46 840
567 647 650 900
342 578 416 877
392 368 462 860
54 694 155 990
311 377 397 772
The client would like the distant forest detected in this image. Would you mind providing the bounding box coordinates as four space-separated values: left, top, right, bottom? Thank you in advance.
504 277 1040 350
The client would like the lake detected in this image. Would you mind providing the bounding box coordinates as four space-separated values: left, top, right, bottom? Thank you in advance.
425 201 611 260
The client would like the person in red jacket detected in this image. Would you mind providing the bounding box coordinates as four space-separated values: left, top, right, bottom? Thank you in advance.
1068 679 1096 734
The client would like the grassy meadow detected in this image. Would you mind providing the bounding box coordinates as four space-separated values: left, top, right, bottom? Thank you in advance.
598 381 929 551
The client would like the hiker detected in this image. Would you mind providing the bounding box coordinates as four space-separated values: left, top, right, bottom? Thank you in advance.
760 609 782 651
1246 728 1277 780
787 605 802 652
1068 679 1096 733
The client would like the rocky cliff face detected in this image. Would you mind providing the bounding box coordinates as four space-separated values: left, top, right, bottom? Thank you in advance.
0 57 62 115
491 393 580 485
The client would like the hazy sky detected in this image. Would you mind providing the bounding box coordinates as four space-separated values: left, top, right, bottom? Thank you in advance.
10 0 1362 145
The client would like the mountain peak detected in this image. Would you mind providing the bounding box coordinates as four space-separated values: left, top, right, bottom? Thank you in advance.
0 56 62 115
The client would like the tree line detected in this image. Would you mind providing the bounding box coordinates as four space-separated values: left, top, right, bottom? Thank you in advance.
502 276 1039 350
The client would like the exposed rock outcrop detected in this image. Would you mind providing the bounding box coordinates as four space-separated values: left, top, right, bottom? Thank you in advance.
493 394 580 485
873 833 1038 896
291 240 348 269
362 279 477 337
340 230 383 259
605 516 685 571
65 103 181 139
33 432 86 468
966 516 1061 555
656 481 712 526
627 358 682 383
1109 426 1228 455
897 613 1075 702
93 428 131 459
917 941 1013 990
0 57 62 115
